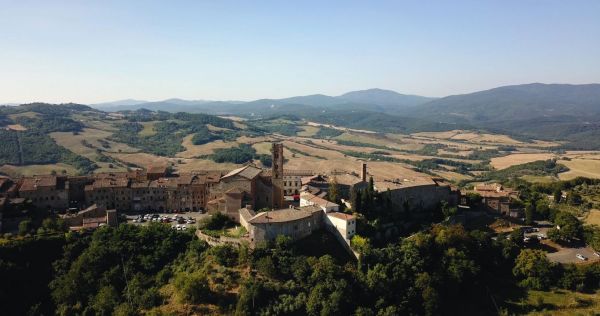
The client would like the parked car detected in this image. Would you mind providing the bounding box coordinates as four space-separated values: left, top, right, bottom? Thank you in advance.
576 254 587 261
181 225 187 230
594 252 600 258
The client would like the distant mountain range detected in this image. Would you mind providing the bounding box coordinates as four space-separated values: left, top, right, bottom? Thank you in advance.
4 83 599 149
91 88 435 114
87 83 600 149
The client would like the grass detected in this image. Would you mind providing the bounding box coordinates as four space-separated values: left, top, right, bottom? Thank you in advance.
138 121 157 136
584 209 600 226
0 163 79 177
296 125 320 137
507 289 600 315
252 142 272 155
206 124 232 132
521 175 557 183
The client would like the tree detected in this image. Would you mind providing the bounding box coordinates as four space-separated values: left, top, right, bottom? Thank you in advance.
513 249 554 290
173 271 210 304
350 187 362 212
465 192 482 207
441 200 458 219
328 177 339 203
351 235 370 254
553 188 562 203
567 192 583 206
583 225 600 251
18 219 32 236
535 199 550 220
551 212 583 242
525 202 535 225
91 285 119 315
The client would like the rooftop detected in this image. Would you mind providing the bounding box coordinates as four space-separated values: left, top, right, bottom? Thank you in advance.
248 205 321 224
19 176 58 191
374 177 436 190
300 191 339 209
327 212 355 221
222 165 263 180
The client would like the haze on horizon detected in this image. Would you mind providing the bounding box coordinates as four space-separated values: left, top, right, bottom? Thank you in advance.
1 0 599 104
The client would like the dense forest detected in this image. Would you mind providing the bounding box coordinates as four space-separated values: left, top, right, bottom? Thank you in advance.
2 219 599 315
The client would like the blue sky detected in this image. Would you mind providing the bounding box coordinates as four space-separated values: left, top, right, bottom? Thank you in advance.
1 0 599 103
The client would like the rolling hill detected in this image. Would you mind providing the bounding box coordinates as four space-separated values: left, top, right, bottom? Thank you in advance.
406 83 600 122
404 83 600 149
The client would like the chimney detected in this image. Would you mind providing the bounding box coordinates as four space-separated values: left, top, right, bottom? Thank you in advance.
360 162 367 182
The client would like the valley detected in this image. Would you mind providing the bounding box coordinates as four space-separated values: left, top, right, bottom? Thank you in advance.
2 103 599 188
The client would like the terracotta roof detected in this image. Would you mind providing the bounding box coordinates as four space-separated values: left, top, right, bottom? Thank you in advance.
327 212 355 221
374 177 436 190
19 176 57 191
92 177 129 189
300 191 339 209
147 165 167 174
239 207 256 222
474 183 503 192
205 172 221 183
248 205 321 224
302 174 328 185
176 174 194 185
222 165 262 180
154 177 178 188
333 174 364 186
130 180 150 188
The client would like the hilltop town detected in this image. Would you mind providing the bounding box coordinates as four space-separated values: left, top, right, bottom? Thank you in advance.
1 142 460 252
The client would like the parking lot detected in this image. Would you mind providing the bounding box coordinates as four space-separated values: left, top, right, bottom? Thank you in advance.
547 246 600 264
125 211 210 231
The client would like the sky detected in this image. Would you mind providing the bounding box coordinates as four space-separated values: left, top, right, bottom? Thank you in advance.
1 0 599 104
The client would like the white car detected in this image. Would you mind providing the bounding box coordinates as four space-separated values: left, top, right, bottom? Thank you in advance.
576 254 587 261
181 225 187 230
537 234 546 240
594 252 600 258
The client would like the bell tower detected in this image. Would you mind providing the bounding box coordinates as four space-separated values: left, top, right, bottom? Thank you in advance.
271 143 284 209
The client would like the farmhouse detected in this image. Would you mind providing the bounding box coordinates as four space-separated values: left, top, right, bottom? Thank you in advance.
472 183 522 217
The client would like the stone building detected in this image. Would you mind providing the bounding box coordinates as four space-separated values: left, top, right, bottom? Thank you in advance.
18 176 69 210
239 205 324 245
374 177 459 212
60 204 118 230
472 183 522 217
283 170 314 196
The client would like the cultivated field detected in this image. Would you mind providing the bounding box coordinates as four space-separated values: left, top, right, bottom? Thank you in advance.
490 153 556 170
6 112 600 185
558 153 600 180
0 163 79 177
